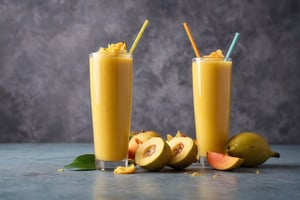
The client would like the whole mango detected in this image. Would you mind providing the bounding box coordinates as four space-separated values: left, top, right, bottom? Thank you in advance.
226 132 280 167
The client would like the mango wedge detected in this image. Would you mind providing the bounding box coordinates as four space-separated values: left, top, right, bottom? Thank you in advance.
207 152 244 171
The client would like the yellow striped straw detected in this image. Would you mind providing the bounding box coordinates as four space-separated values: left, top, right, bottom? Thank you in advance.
183 22 201 58
129 19 149 54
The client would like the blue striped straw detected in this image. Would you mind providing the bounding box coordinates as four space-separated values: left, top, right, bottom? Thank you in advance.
225 32 240 61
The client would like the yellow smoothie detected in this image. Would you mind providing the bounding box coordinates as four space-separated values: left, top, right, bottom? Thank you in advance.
89 42 132 161
192 50 232 158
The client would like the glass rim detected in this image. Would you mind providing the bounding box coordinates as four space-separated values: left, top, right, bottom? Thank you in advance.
89 51 132 57
192 57 231 62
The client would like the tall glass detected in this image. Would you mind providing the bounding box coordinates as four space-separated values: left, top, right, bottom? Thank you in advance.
89 51 132 171
192 57 232 166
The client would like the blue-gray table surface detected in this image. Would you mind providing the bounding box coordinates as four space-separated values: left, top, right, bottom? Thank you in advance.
0 144 299 200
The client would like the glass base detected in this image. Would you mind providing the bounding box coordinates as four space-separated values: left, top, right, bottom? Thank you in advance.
197 156 209 168
95 159 128 171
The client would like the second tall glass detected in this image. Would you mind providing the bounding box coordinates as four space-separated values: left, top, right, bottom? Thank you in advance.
192 57 232 166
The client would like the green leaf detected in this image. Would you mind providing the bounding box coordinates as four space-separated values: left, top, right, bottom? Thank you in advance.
64 154 96 171
129 132 135 141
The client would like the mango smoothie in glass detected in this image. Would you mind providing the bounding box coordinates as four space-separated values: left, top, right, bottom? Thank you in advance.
192 50 232 165
89 42 132 171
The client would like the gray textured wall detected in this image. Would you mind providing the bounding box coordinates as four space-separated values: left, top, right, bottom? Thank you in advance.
0 0 299 143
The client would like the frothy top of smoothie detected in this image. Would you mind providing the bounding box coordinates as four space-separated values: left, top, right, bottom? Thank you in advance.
99 42 128 54
204 49 224 58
